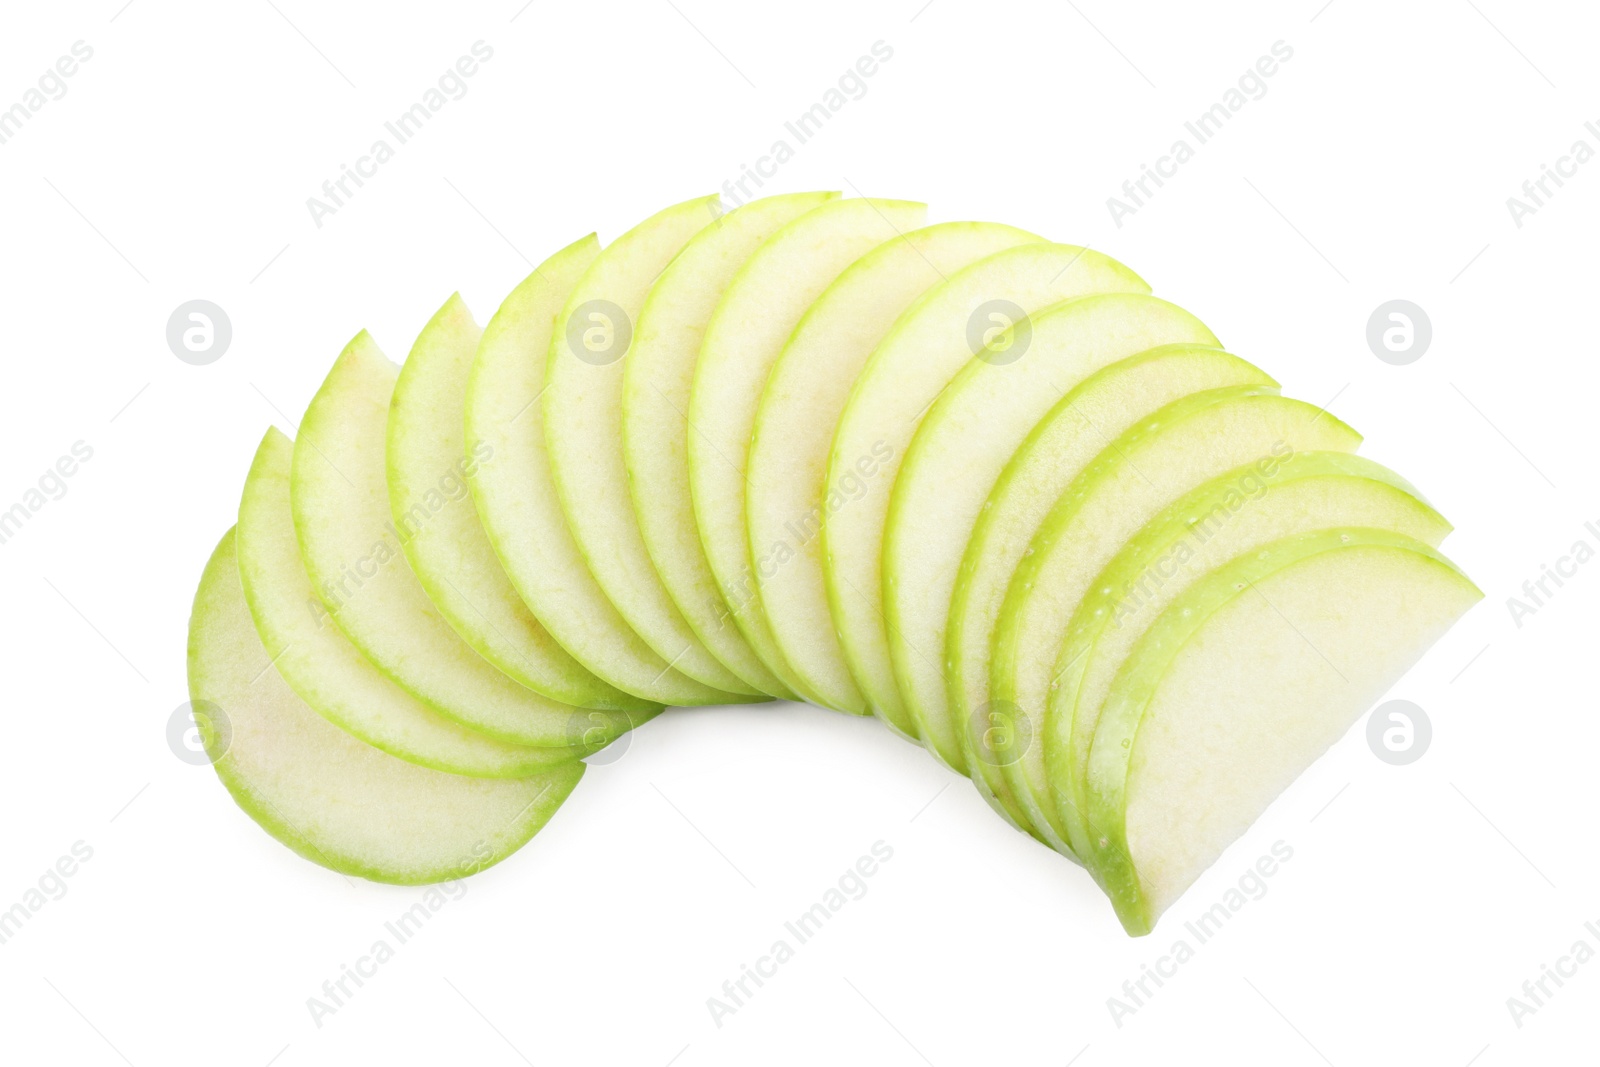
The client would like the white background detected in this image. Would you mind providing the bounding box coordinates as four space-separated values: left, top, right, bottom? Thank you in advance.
0 0 1594 1063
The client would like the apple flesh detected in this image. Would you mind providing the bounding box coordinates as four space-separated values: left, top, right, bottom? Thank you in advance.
747 221 1043 716
824 244 1150 742
465 235 745 707
237 429 587 777
190 529 585 884
884 293 1218 788
946 345 1277 830
1084 530 1481 934
293 331 630 745
388 292 656 719
624 191 839 699
188 189 1479 929
689 197 928 704
1048 451 1452 859
991 387 1363 853
543 195 758 697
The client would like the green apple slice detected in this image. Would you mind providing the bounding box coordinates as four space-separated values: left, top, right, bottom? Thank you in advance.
884 292 1217 760
465 236 744 707
747 221 1044 716
388 291 656 719
1084 529 1480 934
192 529 584 884
237 430 589 778
1048 452 1452 859
946 346 1277 815
544 196 758 697
991 387 1363 853
625 191 839 699
825 248 1150 739
293 331 667 744
689 197 929 704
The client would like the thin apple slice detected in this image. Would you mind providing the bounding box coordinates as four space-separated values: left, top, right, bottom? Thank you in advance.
544 196 758 697
1049 452 1452 859
466 237 745 707
747 221 1044 716
946 346 1277 823
1084 529 1480 934
826 248 1150 741
884 293 1217 769
237 430 595 777
689 197 928 705
991 388 1363 853
625 191 839 699
388 292 656 719
192 529 584 884
293 331 668 743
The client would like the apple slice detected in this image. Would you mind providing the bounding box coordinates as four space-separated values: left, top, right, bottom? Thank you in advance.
388 292 656 718
747 221 1044 716
465 236 745 707
825 246 1150 740
991 388 1363 853
884 292 1217 768
293 331 667 744
1048 452 1453 859
625 191 839 699
544 196 759 697
689 197 929 704
1084 529 1480 934
192 529 584 884
237 430 594 777
946 346 1277 820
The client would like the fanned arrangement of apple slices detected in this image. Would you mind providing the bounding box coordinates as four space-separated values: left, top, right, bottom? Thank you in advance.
187 192 1479 932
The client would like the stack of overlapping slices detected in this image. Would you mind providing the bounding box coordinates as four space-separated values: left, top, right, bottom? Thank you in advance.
187 192 1478 934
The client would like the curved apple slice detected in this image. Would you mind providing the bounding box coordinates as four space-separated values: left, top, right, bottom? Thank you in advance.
991 388 1363 852
465 236 743 707
293 331 668 743
689 197 929 704
884 292 1217 762
237 431 590 778
1048 452 1453 858
544 196 758 697
946 346 1277 820
388 292 656 719
825 247 1149 739
625 191 838 699
1084 530 1480 934
191 529 584 884
747 221 1043 716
